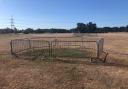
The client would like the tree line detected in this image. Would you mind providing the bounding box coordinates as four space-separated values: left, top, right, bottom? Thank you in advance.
1 22 128 34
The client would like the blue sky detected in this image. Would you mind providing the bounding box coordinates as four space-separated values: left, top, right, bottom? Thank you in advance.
0 0 128 29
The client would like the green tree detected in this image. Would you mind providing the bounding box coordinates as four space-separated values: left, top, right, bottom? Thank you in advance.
23 28 34 34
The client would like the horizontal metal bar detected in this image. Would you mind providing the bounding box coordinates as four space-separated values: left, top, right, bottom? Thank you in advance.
11 38 30 42
30 37 77 39
51 41 96 42
13 48 31 54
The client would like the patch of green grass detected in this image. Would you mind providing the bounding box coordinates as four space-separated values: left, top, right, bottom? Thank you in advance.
52 48 93 58
20 48 95 59
21 49 50 59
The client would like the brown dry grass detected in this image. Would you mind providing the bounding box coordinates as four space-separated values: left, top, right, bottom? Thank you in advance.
1 33 128 54
0 33 128 89
0 56 128 89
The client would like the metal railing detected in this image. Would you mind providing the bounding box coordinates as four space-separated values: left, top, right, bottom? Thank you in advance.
10 37 105 61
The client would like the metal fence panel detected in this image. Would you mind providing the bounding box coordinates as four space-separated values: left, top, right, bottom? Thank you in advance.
10 37 104 60
51 41 97 59
10 39 30 55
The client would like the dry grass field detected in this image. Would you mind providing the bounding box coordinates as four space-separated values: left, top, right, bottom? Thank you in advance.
0 33 128 89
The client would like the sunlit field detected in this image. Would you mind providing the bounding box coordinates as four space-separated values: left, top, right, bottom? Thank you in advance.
0 33 128 89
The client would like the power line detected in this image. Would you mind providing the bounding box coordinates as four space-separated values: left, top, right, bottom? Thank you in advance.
10 16 15 30
10 16 18 34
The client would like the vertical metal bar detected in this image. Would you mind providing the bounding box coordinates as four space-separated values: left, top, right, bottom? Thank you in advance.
101 38 104 53
28 39 31 49
28 39 32 57
10 41 13 55
51 41 53 58
96 40 100 59
82 37 83 48
48 41 51 58
68 41 69 48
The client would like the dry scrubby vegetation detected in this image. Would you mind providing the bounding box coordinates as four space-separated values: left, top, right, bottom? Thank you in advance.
0 33 128 89
0 57 128 89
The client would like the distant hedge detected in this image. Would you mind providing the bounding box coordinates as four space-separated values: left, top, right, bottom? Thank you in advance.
1 22 128 34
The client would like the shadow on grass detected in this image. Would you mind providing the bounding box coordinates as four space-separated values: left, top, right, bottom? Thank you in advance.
10 48 128 69
43 58 128 68
100 62 128 68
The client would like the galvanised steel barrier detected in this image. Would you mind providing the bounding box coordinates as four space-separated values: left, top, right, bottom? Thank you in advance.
10 37 107 62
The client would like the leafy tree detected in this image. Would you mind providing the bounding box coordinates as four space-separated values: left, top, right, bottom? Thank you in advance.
87 22 97 33
2 22 128 34
74 22 97 33
23 28 34 34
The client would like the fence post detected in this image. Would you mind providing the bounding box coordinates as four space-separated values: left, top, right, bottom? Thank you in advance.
10 41 13 55
96 40 100 59
51 42 53 58
81 37 84 48
48 41 52 58
101 38 104 53
28 39 31 49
